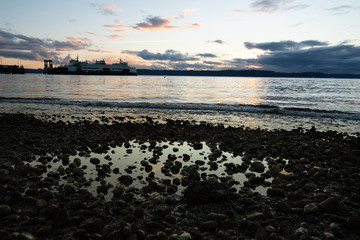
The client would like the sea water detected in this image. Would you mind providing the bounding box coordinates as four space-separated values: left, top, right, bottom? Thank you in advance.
0 74 359 134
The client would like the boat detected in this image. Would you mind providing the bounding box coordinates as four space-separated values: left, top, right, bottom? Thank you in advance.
43 57 137 75
0 64 25 74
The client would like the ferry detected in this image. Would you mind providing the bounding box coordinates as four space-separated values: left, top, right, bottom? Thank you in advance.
43 57 137 75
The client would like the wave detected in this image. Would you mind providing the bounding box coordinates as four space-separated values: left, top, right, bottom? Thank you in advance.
1 96 359 121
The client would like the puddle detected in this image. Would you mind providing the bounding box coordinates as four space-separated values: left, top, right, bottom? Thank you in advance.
29 140 274 198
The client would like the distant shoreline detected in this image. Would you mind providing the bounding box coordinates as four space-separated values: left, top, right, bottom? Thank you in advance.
24 68 360 79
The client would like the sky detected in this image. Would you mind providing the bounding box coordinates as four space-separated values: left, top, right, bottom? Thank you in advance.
1 0 360 74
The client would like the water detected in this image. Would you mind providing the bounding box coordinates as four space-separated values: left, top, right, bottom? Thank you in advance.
1 74 359 133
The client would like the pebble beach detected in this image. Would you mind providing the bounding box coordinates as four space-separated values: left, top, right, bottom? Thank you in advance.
1 112 359 240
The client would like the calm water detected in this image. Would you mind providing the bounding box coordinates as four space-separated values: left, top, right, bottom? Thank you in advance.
1 74 359 133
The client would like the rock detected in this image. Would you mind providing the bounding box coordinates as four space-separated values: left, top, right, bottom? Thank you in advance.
193 142 203 150
80 218 106 233
347 216 360 234
133 207 145 218
118 175 133 186
304 203 320 215
199 220 218 232
195 160 205 166
178 232 191 240
113 184 126 197
145 164 153 172
12 232 36 240
90 158 100 165
210 161 218 170
319 197 339 213
329 222 346 238
170 165 180 174
250 161 265 173
275 200 292 213
294 227 308 239
0 204 11 216
322 232 335 240
184 179 229 204
64 183 78 194
266 187 285 198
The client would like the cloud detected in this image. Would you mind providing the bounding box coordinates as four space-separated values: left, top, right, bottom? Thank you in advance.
208 39 224 44
327 5 353 15
0 29 90 61
121 50 139 55
230 41 360 74
244 40 328 51
91 3 122 15
134 15 200 32
180 8 200 17
197 53 217 58
234 0 309 13
137 49 198 62
53 54 72 65
84 32 96 35
104 20 131 33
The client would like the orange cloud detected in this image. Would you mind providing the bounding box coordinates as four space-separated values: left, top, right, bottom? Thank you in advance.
104 20 131 34
84 32 96 35
180 8 200 17
66 37 90 42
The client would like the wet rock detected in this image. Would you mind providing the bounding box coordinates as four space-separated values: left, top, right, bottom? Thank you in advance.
195 160 205 166
145 164 153 172
193 142 203 150
183 154 190 161
323 232 335 240
294 226 308 239
199 220 218 232
319 197 339 213
329 222 346 239
250 161 265 173
347 216 360 234
266 187 285 198
12 232 36 240
178 232 191 240
90 158 100 165
184 179 229 204
64 183 78 194
113 184 126 197
210 161 218 170
170 165 180 174
0 204 11 216
304 203 320 215
133 207 145 218
118 175 133 186
80 218 106 233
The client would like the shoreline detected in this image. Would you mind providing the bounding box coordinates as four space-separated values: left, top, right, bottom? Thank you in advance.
1 112 359 239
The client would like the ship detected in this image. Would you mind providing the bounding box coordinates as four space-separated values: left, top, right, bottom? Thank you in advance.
0 64 25 74
43 57 137 75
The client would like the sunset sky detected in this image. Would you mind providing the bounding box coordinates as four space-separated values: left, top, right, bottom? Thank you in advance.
1 0 360 73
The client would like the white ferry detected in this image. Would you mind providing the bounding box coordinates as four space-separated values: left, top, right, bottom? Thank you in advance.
44 57 137 75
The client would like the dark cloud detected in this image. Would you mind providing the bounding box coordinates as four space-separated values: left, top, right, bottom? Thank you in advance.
137 49 198 62
133 15 200 32
0 29 90 61
197 53 217 58
208 40 224 44
231 41 360 74
235 0 309 13
244 40 328 51
327 5 353 15
250 0 309 12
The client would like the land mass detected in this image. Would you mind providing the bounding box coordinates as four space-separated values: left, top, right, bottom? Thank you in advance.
24 68 360 78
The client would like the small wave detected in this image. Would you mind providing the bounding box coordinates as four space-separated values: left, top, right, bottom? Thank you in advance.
0 96 359 121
